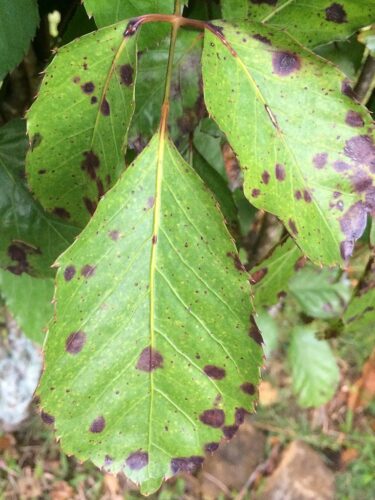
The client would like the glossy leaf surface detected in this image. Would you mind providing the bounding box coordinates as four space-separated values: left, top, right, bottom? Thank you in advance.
27 21 138 226
0 270 53 345
0 120 78 277
38 132 262 494
221 0 375 48
250 238 302 309
203 21 375 265
288 326 339 408
0 0 39 80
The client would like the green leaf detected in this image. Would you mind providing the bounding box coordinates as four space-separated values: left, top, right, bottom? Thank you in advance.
344 287 375 335
202 21 375 265
254 310 278 359
27 21 139 227
0 120 78 277
0 0 39 80
0 270 53 345
38 132 262 494
129 30 204 151
83 0 174 51
221 0 375 48
289 265 352 319
193 118 226 179
250 238 303 309
288 326 339 408
315 36 365 78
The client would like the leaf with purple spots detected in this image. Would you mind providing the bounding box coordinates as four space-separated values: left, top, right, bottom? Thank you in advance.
27 20 139 226
222 0 375 48
38 131 262 495
202 21 375 264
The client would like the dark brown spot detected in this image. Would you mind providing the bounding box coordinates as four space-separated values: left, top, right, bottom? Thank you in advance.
227 252 246 272
83 197 97 215
252 34 272 45
100 98 110 116
199 409 225 428
223 425 238 439
250 267 268 285
73 76 81 84
152 235 158 245
90 416 105 433
235 407 248 425
295 256 307 271
97 178 105 198
339 201 367 260
249 316 264 344
81 265 96 278
81 151 100 180
303 190 312 203
91 96 98 104
30 133 42 151
41 411 55 425
262 170 270 184
203 365 226 380
275 163 286 181
344 135 375 170
241 382 256 395
345 110 364 128
81 82 95 94
252 188 261 197
66 331 86 354
272 51 301 77
136 346 163 372
120 64 134 86
313 152 328 169
126 451 148 470
205 442 219 453
171 456 204 474
288 219 298 235
38 169 46 174
64 265 76 281
7 242 39 275
53 207 71 219
325 3 347 23
109 230 120 241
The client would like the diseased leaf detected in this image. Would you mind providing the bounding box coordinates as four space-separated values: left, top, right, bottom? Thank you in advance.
221 0 375 48
129 30 204 153
289 265 352 319
0 0 39 80
288 326 339 408
250 238 303 308
38 132 262 494
202 21 375 265
83 0 174 51
0 120 78 277
0 270 53 344
27 21 139 227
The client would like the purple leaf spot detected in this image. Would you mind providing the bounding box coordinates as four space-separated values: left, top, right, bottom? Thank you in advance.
325 3 347 23
313 152 328 169
262 170 270 184
275 163 286 181
241 382 256 395
203 365 226 380
81 82 95 94
136 346 163 372
64 266 76 281
126 451 148 470
41 411 55 425
272 51 301 77
120 64 134 86
344 135 375 170
81 265 96 278
345 111 364 128
249 316 263 344
66 331 86 354
171 456 204 474
199 409 225 428
250 267 268 285
90 416 105 433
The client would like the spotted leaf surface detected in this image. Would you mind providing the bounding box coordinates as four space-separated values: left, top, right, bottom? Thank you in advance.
0 0 39 80
27 21 139 227
202 21 375 265
221 0 375 48
38 132 262 494
0 120 78 278
250 238 302 309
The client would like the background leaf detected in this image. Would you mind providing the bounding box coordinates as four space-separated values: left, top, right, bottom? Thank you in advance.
0 120 78 277
27 22 139 227
288 326 340 408
289 265 352 319
0 270 53 345
39 132 262 494
0 0 39 80
202 21 375 265
221 0 375 48
250 238 303 309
